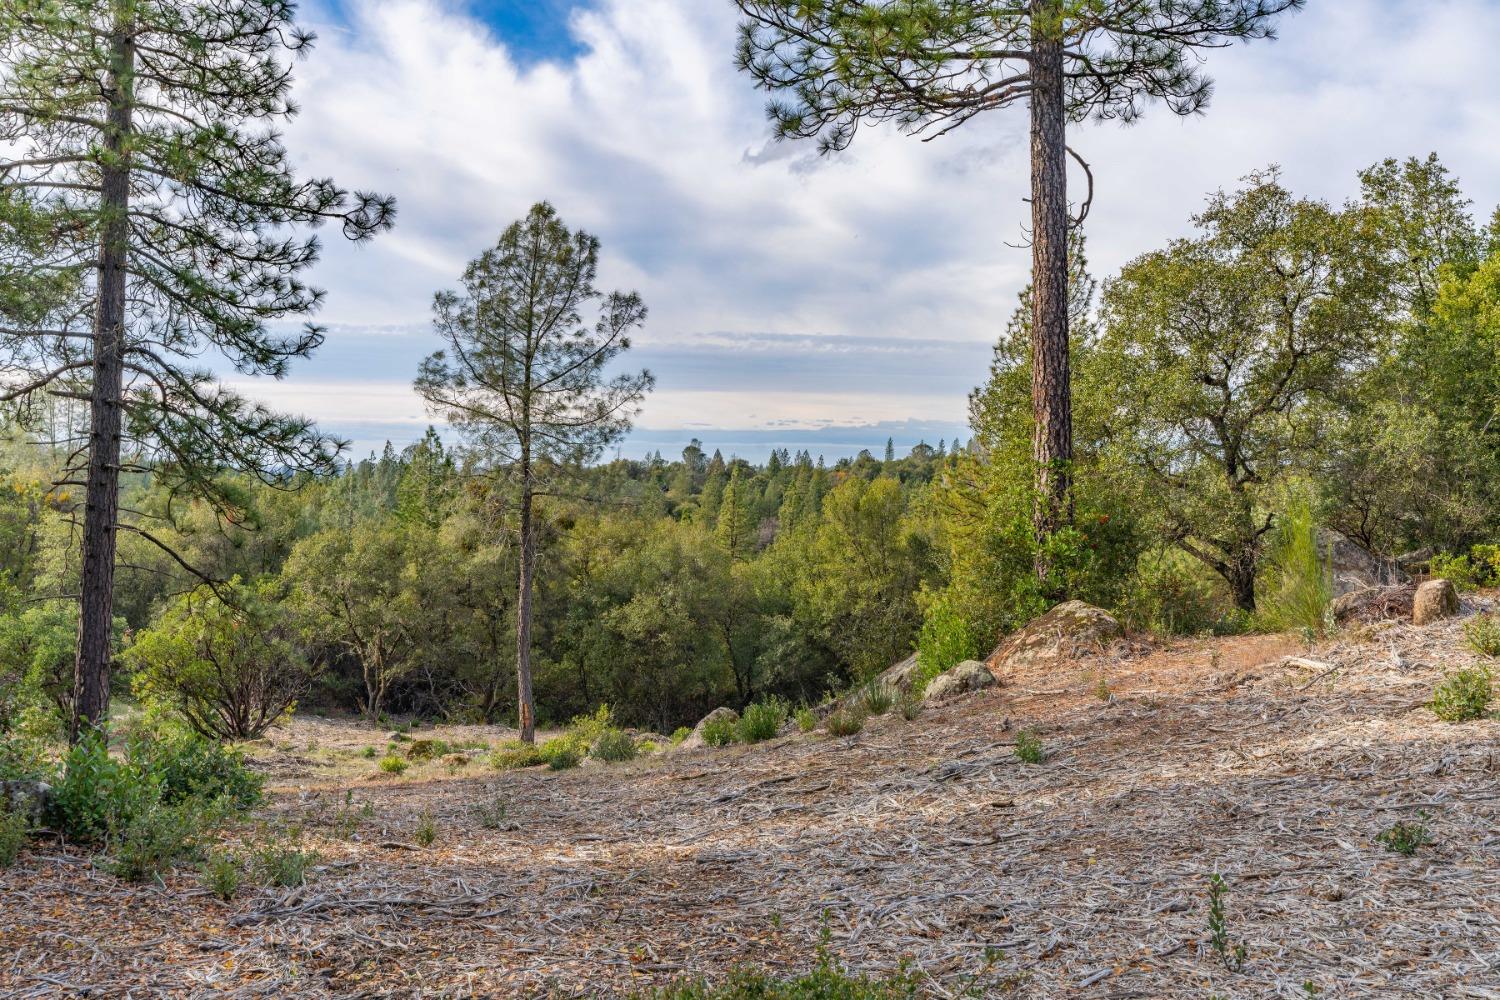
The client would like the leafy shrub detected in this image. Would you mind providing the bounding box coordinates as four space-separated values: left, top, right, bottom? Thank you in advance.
794 707 818 733
126 731 263 810
255 835 316 887
638 739 660 754
109 797 225 883
700 715 739 748
1430 668 1493 722
127 579 313 740
1376 815 1433 857
1431 548 1500 590
1206 873 1247 971
1465 615 1500 657
590 728 638 762
737 699 788 743
378 754 408 774
1014 729 1044 764
1117 548 1233 636
1256 499 1332 635
413 809 437 847
824 707 866 737
198 850 243 900
915 597 977 694
491 741 544 769
49 730 159 844
858 683 894 716
540 740 581 770
0 807 27 868
670 726 692 745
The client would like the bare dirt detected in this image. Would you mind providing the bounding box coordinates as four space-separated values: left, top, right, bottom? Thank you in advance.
2 605 1498 998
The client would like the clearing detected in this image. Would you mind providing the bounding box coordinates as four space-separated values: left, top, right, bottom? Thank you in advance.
2 609 1498 998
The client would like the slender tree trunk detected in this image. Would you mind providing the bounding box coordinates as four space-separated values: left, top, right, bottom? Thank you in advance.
515 462 537 744
71 23 134 740
1029 0 1073 582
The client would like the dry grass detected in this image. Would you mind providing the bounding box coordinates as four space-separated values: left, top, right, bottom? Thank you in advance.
2 605 1499 998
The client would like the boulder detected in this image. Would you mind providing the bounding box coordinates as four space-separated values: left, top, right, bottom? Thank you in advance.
923 660 997 703
1319 529 1409 598
873 653 921 695
1413 578 1460 626
677 707 739 751
0 780 51 826
988 600 1122 677
1395 547 1435 573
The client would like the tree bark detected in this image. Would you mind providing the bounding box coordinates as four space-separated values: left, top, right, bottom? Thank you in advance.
1029 0 1073 580
515 463 537 744
71 22 134 740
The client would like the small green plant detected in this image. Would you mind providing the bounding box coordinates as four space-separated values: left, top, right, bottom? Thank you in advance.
198 850 244 901
413 809 438 847
1206 873 1247 971
405 738 450 761
109 798 223 883
255 835 316 887
1465 614 1500 657
472 795 511 830
1301 982 1321 998
859 683 894 716
700 714 739 748
360 745 377 758
824 706 866 737
1376 814 1433 857
378 753 409 775
490 741 544 770
738 699 789 743
539 740 581 770
638 739 660 754
0 807 28 868
1430 667 1493 722
330 790 370 839
1013 729 1044 764
590 728 638 762
897 689 923 721
670 726 692 745
1093 673 1113 701
1256 496 1333 635
795 706 818 733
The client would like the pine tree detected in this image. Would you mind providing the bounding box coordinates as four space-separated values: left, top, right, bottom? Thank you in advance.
0 0 394 736
415 202 651 743
716 464 757 560
884 437 895 463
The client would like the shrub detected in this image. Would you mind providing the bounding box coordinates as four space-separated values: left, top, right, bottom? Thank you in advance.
361 745 377 758
1430 668 1493 722
1465 615 1500 657
378 754 409 775
490 741 544 770
1118 548 1234 636
670 726 692 745
1376 816 1433 857
109 797 225 883
700 715 738 748
737 699 788 743
915 597 977 694
49 730 158 844
0 807 27 868
413 809 437 847
126 731 263 810
1256 498 1332 635
638 739 660 754
590 728 638 763
1014 729 1044 764
255 835 316 887
540 740 581 770
198 850 244 901
472 795 511 830
127 579 313 740
1432 552 1485 590
794 707 818 733
405 738 451 761
824 707 866 737
858 683 894 717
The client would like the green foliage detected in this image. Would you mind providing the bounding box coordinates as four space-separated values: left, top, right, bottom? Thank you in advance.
1430 668 1493 722
824 707 865 738
472 795 511 830
701 714 739 748
1256 496 1333 635
255 835 316 888
378 754 409 775
110 797 225 883
671 727 693 745
738 699 789 743
591 728 639 763
1432 549 1500 591
0 807 27 868
49 731 160 845
413 810 438 848
857 683 894 717
1116 549 1234 636
915 598 977 694
541 741 582 770
896 689 922 722
405 739 449 761
1465 614 1500 657
198 851 244 901
794 707 818 733
1376 815 1433 857
1206 874 1247 971
491 742 544 770
126 731 263 811
1013 729 1044 765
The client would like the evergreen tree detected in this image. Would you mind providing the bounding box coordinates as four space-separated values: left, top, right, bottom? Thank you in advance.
0 0 394 736
716 464 757 560
884 437 895 463
415 202 652 743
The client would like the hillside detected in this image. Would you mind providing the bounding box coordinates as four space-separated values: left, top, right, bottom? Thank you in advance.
3 608 1498 998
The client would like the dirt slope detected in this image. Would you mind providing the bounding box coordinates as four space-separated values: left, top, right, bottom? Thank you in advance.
2 609 1498 998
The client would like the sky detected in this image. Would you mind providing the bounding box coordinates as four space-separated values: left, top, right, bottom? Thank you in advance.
240 0 1500 464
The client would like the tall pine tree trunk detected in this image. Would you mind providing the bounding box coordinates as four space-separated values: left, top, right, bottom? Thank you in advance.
514 462 537 744
72 23 133 740
1029 0 1073 583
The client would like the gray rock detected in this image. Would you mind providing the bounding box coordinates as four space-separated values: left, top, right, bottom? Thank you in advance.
1319 529 1409 598
677 707 739 751
873 653 921 695
989 601 1123 675
1 780 51 826
1413 579 1460 626
923 660 997 703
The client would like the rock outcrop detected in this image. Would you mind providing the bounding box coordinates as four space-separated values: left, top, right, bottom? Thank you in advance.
987 600 1122 678
1319 529 1410 598
922 660 997 703
678 707 738 750
0 780 50 825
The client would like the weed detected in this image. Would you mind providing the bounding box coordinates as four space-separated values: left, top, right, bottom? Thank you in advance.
1430 667 1493 722
701 715 739 748
1013 729 1044 764
1376 814 1433 857
0 807 27 868
472 795 511 830
378 754 409 775
198 850 243 901
1466 614 1500 657
1093 673 1112 701
361 746 377 758
331 790 370 839
897 689 923 721
1206 873 1247 971
794 707 818 733
414 809 438 847
859 683 894 716
591 728 638 763
824 706 866 737
738 699 789 743
255 835 316 887
109 797 224 883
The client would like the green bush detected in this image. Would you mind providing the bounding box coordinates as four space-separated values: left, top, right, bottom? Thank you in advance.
738 699 788 743
472 795 510 830
915 597 977 694
1256 499 1332 635
591 728 638 762
490 741 544 769
858 683 894 717
255 835 316 887
198 850 244 900
1430 668 1493 722
700 714 739 748
670 726 692 745
0 807 27 868
49 730 159 845
1376 816 1433 857
1014 729 1044 765
126 731 263 810
361 745 377 758
109 797 225 883
413 809 437 847
540 740 581 770
794 707 818 733
405 738 451 760
378 754 408 774
1117 548 1232 636
824 707 865 737
1465 614 1500 657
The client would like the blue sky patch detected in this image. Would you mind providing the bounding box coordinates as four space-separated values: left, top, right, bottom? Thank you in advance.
470 0 589 64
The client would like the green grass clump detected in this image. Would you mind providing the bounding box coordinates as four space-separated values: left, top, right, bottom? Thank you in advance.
413 809 438 847
360 746 377 758
1256 497 1332 635
540 740 582 770
824 707 866 737
591 728 638 763
795 707 818 733
378 753 409 775
896 689 922 721
0 808 28 868
1014 729 1044 765
1465 614 1500 657
738 699 789 743
255 835 316 887
1430 667 1493 722
670 726 692 745
472 795 511 830
1376 815 1433 857
858 683 894 716
701 715 739 748
490 741 544 770
198 850 244 901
